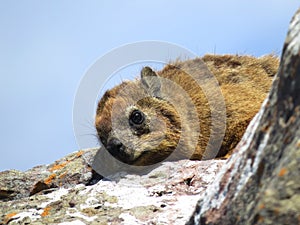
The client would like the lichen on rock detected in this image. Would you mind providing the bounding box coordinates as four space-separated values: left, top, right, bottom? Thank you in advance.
0 158 224 224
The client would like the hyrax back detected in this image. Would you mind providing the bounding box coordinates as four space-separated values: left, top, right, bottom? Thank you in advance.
95 55 279 166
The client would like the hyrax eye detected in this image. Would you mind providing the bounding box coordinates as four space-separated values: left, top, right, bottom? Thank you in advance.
129 110 145 126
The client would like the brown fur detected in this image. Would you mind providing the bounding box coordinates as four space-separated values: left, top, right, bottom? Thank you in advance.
95 54 279 166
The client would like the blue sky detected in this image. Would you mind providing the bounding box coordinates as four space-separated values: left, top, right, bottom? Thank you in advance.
0 1 299 171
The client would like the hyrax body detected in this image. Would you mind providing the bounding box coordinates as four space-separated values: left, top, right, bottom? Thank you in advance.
95 55 279 166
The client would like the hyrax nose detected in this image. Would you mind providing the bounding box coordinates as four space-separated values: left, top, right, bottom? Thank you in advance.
106 137 124 156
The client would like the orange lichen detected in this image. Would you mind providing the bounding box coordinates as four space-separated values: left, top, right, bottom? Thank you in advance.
258 203 265 209
278 168 287 177
41 207 51 217
49 161 68 172
59 172 67 179
48 150 83 172
76 150 84 157
297 140 300 148
4 212 17 223
5 212 17 218
44 174 57 185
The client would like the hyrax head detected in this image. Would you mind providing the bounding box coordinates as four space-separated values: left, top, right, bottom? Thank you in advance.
95 67 183 166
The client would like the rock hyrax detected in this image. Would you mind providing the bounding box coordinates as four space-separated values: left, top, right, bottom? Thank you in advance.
95 55 279 166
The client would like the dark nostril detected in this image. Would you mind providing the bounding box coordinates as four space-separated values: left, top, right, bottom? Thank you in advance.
109 137 122 148
107 137 124 155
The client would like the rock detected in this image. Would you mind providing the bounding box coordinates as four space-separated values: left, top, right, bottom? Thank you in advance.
0 148 97 202
0 157 225 224
188 8 300 225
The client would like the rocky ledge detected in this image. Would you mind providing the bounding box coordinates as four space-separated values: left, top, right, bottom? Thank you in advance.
0 149 224 224
1 7 300 225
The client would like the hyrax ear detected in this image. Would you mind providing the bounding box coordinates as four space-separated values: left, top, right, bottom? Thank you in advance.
141 66 161 98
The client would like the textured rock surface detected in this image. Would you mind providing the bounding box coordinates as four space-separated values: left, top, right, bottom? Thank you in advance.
0 148 97 202
0 155 224 225
188 8 300 225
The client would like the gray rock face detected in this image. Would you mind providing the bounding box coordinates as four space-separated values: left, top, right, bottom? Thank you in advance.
0 148 97 202
188 8 300 225
0 155 224 225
